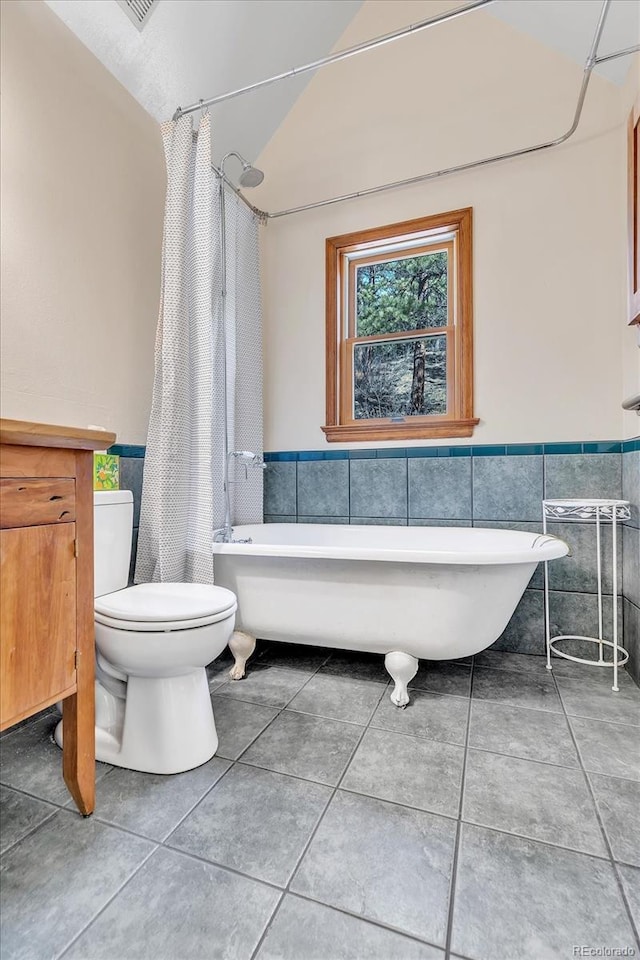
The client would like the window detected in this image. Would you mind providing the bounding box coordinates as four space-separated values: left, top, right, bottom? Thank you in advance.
323 208 477 442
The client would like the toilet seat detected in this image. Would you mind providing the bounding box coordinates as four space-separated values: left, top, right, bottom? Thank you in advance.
94 582 237 633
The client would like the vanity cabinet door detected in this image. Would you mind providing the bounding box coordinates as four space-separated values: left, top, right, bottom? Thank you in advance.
0 522 77 728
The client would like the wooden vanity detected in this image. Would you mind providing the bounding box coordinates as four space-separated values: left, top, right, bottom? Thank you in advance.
0 419 116 815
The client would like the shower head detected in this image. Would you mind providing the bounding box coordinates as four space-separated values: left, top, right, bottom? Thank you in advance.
238 161 264 189
221 150 264 189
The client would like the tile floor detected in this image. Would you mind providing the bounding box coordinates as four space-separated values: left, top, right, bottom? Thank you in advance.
1 643 639 960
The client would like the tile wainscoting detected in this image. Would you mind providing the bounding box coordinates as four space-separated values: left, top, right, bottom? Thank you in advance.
264 440 640 682
109 440 639 684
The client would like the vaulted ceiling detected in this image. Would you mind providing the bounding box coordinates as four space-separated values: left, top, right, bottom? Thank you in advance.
45 0 638 168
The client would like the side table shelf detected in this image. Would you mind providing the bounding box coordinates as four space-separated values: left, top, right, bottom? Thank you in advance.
542 498 631 692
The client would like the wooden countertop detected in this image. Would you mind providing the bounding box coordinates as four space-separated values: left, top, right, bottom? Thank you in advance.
0 419 116 451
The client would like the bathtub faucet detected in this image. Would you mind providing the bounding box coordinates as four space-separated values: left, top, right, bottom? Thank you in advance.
229 450 267 476
219 450 266 544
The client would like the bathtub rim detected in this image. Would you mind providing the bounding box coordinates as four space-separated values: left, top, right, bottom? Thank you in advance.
212 522 569 566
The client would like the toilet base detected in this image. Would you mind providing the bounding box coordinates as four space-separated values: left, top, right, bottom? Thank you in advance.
55 667 218 775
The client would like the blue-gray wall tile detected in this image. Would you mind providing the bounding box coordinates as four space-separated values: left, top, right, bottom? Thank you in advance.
623 524 640 609
264 516 297 524
119 457 144 528
489 588 545 655
350 517 408 525
544 454 622 501
264 462 296 516
409 519 472 527
624 599 640 688
472 456 543 522
408 457 471 520
297 460 349 517
303 516 350 524
350 458 407 519
473 521 544 589
545 521 622 596
623 451 640 529
547 591 623 660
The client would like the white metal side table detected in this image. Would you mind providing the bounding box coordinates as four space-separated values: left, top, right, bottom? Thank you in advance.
542 498 631 692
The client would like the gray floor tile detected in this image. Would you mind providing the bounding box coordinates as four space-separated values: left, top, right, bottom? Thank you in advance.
242 711 362 785
64 846 279 960
463 750 606 856
211 696 279 760
0 714 112 805
168 764 331 886
0 705 56 740
215 664 312 708
0 810 154 960
0 785 57 855
286 674 387 724
472 667 563 713
319 650 389 683
570 717 640 780
256 895 444 960
618 864 640 931
291 790 456 946
556 673 640 726
371 689 469 745
474 650 549 676
256 641 333 672
342 728 464 817
589 773 640 866
409 661 472 698
82 757 230 841
452 823 634 960
548 655 622 679
468 701 579 767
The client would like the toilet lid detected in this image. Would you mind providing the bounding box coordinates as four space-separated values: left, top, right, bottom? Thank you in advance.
95 583 237 623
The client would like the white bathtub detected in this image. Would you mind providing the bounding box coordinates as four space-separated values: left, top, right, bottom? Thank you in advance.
213 523 568 705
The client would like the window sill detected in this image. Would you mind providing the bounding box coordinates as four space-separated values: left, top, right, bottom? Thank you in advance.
321 418 480 443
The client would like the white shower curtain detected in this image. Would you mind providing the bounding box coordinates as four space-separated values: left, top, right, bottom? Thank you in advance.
135 113 263 585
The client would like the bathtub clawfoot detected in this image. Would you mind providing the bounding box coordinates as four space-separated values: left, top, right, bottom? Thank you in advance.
385 651 418 707
229 631 256 680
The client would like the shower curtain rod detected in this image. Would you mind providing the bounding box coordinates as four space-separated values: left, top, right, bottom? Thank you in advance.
173 0 495 120
209 1 633 222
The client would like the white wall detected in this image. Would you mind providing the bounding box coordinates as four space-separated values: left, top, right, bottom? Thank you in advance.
252 0 636 450
0 0 165 445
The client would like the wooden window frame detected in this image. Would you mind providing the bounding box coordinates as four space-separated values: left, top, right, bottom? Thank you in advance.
323 208 478 443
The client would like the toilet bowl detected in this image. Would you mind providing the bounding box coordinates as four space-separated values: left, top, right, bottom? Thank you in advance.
55 491 237 775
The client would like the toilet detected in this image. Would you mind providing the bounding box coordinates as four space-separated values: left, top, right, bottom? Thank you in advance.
55 490 237 775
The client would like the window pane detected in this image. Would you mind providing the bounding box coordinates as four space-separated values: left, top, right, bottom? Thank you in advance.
355 250 448 337
353 335 447 420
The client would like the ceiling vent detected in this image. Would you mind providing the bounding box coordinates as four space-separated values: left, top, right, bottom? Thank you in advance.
115 0 159 31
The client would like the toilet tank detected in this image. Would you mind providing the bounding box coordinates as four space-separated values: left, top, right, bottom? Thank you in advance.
93 491 134 597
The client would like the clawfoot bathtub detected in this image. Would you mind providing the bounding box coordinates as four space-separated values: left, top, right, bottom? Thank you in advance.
213 524 568 706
